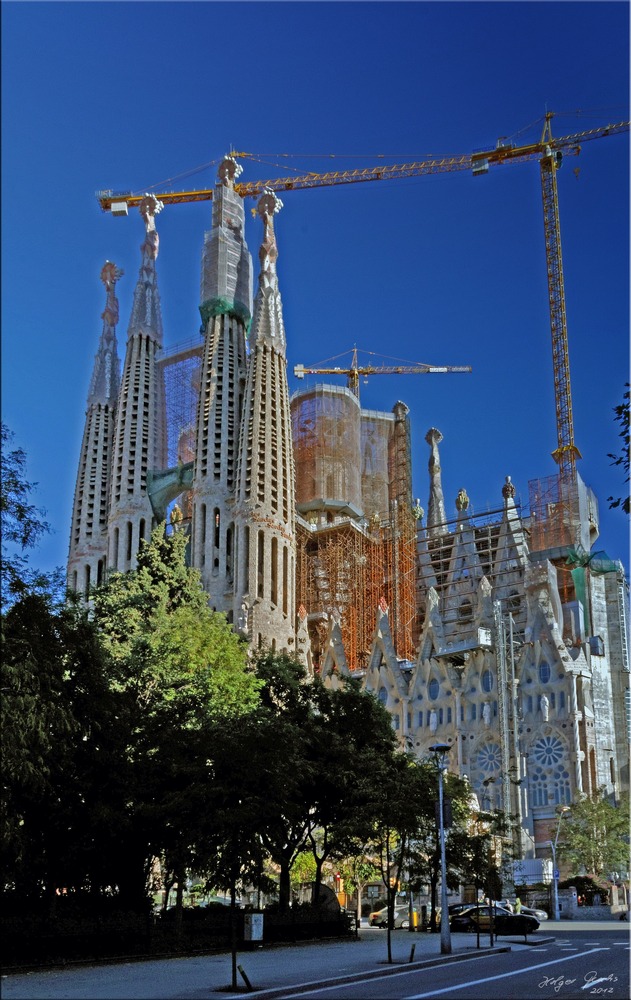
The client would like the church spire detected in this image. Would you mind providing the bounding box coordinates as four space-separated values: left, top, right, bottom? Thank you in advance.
425 427 448 537
107 197 167 573
67 262 123 598
233 190 296 650
191 157 252 612
127 195 164 345
248 189 285 350
87 261 123 405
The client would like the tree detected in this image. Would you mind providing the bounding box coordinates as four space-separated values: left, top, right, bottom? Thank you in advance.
558 791 630 883
301 678 401 905
607 384 630 514
368 753 427 962
86 526 259 909
0 593 127 903
0 424 62 608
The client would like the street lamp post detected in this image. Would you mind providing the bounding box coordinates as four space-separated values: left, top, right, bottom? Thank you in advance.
548 806 570 921
430 742 452 955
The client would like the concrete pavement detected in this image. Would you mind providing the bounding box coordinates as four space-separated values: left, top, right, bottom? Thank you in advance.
2 920 625 1000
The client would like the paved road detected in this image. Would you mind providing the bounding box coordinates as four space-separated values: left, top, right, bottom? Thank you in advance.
1 921 628 999
265 929 630 1000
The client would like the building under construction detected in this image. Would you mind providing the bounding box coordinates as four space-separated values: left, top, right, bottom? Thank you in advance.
293 386 418 669
69 152 629 869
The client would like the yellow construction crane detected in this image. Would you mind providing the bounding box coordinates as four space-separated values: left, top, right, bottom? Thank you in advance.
97 113 629 486
294 347 471 398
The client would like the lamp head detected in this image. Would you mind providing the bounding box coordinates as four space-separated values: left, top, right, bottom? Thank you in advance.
429 742 451 755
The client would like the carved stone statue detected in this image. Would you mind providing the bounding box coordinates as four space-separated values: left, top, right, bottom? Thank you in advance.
429 709 438 734
540 694 550 721
456 488 470 512
238 600 250 633
502 475 516 500
482 702 492 727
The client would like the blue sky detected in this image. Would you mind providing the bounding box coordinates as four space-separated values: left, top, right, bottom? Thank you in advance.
2 0 629 576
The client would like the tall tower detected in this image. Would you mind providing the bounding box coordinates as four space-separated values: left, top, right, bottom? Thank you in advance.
191 156 252 612
68 262 123 596
233 191 296 651
107 195 167 572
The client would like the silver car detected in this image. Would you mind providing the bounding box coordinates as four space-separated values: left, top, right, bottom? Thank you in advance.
369 904 413 928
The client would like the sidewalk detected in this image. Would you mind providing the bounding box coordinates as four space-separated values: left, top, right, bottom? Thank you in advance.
1 925 556 1000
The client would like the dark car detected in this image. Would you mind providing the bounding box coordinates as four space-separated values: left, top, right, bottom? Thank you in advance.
450 904 539 935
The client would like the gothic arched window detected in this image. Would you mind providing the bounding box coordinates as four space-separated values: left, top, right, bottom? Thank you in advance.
531 735 569 807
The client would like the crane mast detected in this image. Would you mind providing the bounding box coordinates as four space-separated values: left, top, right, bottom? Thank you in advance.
538 117 581 486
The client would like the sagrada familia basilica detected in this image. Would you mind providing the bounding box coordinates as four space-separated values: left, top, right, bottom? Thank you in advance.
68 156 629 863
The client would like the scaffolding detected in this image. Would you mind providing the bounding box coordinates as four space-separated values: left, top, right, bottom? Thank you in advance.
292 385 417 669
156 338 203 523
157 339 203 465
528 472 580 605
418 503 529 645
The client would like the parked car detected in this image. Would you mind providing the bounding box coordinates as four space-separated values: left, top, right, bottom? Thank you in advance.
520 904 548 921
369 904 414 928
450 904 539 935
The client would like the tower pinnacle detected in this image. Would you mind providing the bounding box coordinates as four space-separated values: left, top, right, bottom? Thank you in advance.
233 190 295 650
107 200 167 572
68 262 124 596
426 427 448 537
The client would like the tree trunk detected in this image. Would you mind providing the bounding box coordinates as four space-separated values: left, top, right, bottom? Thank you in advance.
174 874 184 936
278 857 292 913
311 855 324 905
230 878 238 990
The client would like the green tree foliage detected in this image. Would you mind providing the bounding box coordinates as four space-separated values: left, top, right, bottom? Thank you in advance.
607 383 630 514
558 791 630 882
0 424 62 607
2 523 260 913
1 594 127 901
89 525 261 906
191 652 405 917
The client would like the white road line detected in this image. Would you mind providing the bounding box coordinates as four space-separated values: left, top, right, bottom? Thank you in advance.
403 947 609 999
269 952 493 998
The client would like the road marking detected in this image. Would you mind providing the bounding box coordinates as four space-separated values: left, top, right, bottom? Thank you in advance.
266 952 494 998
403 947 609 999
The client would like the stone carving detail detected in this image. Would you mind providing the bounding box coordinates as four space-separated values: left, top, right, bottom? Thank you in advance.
218 155 243 187
257 189 282 282
540 694 550 721
456 488 470 511
100 261 123 329
139 195 163 273
502 475 516 500
426 427 447 536
482 702 492 727
429 709 438 734
238 600 250 633
412 499 424 522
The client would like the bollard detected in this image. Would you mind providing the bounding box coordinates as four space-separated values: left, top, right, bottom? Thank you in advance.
237 965 254 991
409 943 416 963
